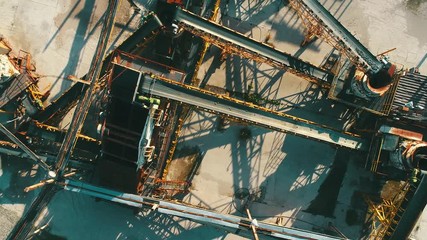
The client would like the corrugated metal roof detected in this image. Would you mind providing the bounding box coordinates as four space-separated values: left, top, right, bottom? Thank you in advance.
393 72 427 110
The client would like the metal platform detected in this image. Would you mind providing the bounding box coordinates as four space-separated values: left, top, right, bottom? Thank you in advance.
290 0 384 73
173 8 333 86
112 59 367 150
64 179 345 240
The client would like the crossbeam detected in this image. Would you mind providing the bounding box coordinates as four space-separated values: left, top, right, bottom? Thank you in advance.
112 59 367 150
289 0 383 73
174 8 333 87
63 179 345 240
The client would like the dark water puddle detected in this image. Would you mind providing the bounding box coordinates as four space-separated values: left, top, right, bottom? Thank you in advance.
304 148 350 217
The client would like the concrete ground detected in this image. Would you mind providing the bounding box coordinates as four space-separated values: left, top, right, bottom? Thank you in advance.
0 0 142 104
1 0 427 239
178 110 374 238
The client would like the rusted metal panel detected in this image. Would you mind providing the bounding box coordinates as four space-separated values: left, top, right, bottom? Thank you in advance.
379 125 423 141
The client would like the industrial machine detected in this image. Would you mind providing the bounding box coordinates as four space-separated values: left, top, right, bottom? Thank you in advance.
3 0 427 239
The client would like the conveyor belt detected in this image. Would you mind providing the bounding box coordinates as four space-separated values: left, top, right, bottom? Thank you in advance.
295 0 383 73
113 61 367 150
174 8 333 86
54 0 120 175
64 179 345 240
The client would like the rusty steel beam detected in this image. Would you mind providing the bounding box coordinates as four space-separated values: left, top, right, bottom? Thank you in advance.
174 8 333 87
190 0 221 86
63 179 345 240
54 0 121 176
0 122 54 176
112 60 367 150
289 0 383 73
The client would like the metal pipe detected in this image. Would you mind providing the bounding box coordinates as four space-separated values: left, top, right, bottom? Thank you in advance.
133 70 368 150
245 208 260 240
55 0 122 177
62 179 345 240
24 172 75 192
174 8 333 86
290 0 383 73
0 122 55 176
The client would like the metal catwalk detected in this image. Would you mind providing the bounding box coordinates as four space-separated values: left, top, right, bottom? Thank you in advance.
113 59 367 150
63 179 345 240
173 8 334 86
292 0 383 73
